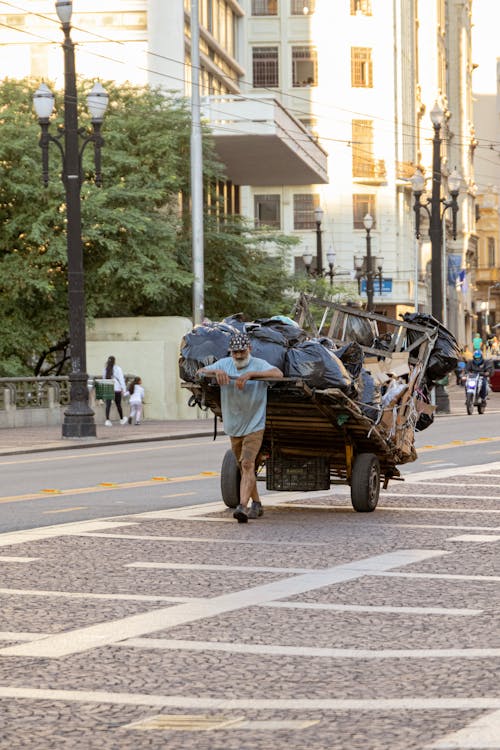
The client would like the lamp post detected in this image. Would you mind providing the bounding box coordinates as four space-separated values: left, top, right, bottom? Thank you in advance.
303 246 337 286
314 206 324 275
411 100 461 323
33 0 108 438
353 214 383 312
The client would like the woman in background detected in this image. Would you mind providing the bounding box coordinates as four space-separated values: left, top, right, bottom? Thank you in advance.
103 356 128 426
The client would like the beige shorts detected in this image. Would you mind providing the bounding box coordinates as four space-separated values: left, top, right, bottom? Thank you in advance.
230 429 265 465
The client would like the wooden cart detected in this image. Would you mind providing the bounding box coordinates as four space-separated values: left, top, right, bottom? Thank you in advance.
183 296 439 512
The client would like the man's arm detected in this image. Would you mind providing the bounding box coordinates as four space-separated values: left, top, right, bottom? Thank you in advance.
235 366 283 390
196 366 231 386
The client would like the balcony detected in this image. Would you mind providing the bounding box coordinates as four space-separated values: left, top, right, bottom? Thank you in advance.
475 267 500 284
202 95 328 186
352 157 387 185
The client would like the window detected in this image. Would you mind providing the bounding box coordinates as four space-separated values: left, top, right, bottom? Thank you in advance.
292 46 317 87
252 47 279 87
350 0 372 15
291 0 315 14
351 47 373 87
488 237 496 267
352 120 373 177
254 195 281 228
293 194 320 229
353 194 376 229
252 0 278 15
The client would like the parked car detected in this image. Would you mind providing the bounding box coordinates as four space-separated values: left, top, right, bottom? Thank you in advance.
490 358 500 392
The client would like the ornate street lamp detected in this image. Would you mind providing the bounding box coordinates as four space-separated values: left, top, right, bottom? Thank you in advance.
314 205 324 275
33 0 108 438
302 244 337 286
353 213 383 312
411 100 461 322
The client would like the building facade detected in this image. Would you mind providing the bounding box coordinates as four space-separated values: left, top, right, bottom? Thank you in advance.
0 0 478 342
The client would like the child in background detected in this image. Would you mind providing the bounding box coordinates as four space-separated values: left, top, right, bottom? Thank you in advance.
126 377 145 425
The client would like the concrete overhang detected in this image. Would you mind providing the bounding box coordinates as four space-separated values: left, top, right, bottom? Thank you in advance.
202 95 329 186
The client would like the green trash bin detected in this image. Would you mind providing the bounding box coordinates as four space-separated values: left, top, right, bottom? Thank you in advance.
94 379 115 400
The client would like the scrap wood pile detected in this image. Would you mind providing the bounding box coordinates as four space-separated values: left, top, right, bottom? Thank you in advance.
179 296 460 464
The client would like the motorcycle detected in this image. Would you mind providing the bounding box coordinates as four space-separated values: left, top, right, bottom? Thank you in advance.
465 372 487 415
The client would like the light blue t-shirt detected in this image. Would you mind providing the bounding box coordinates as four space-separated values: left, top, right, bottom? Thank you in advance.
202 356 274 436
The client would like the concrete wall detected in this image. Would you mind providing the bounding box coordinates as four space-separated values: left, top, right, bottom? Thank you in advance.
86 316 205 421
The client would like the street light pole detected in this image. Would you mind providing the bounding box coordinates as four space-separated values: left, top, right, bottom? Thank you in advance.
315 206 324 275
363 213 374 312
33 0 108 438
429 102 444 322
411 101 461 325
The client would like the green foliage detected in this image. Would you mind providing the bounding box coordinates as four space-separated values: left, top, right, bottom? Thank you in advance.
0 78 296 374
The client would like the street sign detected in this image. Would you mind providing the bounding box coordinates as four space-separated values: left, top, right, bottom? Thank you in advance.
360 278 392 295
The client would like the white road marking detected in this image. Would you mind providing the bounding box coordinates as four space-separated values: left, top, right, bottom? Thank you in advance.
0 549 446 658
121 638 499 660
0 686 498 712
387 524 500 531
0 556 38 563
0 632 51 642
0 520 137 548
447 534 500 542
382 493 500 501
429 708 500 748
262 601 482 616
403 461 500 482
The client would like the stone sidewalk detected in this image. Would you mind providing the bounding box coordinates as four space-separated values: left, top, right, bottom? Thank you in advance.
0 417 219 456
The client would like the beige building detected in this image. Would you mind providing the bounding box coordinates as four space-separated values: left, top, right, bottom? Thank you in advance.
0 0 478 344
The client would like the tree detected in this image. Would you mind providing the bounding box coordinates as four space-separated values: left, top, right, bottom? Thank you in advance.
0 79 296 375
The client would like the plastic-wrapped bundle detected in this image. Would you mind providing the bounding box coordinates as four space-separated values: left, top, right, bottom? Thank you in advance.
403 312 460 383
356 368 381 422
179 322 237 382
285 340 353 392
344 314 376 347
247 326 287 370
254 317 307 346
335 341 364 378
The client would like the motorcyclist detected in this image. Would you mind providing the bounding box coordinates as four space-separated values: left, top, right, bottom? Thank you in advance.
466 349 493 402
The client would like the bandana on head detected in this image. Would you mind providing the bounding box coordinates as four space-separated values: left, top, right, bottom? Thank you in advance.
228 332 251 351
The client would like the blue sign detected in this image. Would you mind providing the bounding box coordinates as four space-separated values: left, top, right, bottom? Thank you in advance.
360 278 393 295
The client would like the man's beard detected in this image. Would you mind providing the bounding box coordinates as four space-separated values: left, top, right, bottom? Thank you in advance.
234 354 251 369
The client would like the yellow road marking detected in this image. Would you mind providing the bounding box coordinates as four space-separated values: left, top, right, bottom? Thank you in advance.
42 507 87 515
418 436 500 452
161 492 196 499
0 473 220 506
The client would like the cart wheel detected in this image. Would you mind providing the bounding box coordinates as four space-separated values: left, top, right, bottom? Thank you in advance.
351 453 380 512
220 449 240 508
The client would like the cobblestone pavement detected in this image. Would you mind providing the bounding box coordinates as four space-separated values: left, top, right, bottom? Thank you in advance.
0 460 499 749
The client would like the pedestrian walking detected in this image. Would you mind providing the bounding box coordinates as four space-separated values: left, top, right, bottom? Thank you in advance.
472 332 483 352
125 377 145 425
103 355 128 426
197 332 283 524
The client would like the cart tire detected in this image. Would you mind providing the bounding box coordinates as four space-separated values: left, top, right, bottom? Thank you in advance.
351 453 380 512
220 449 240 508
466 394 474 415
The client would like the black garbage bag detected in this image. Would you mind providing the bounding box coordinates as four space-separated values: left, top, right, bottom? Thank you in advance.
247 326 287 370
414 384 435 432
254 316 308 346
344 315 376 347
403 312 460 383
285 340 353 392
335 341 364 378
179 322 237 381
355 368 381 422
223 313 246 332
